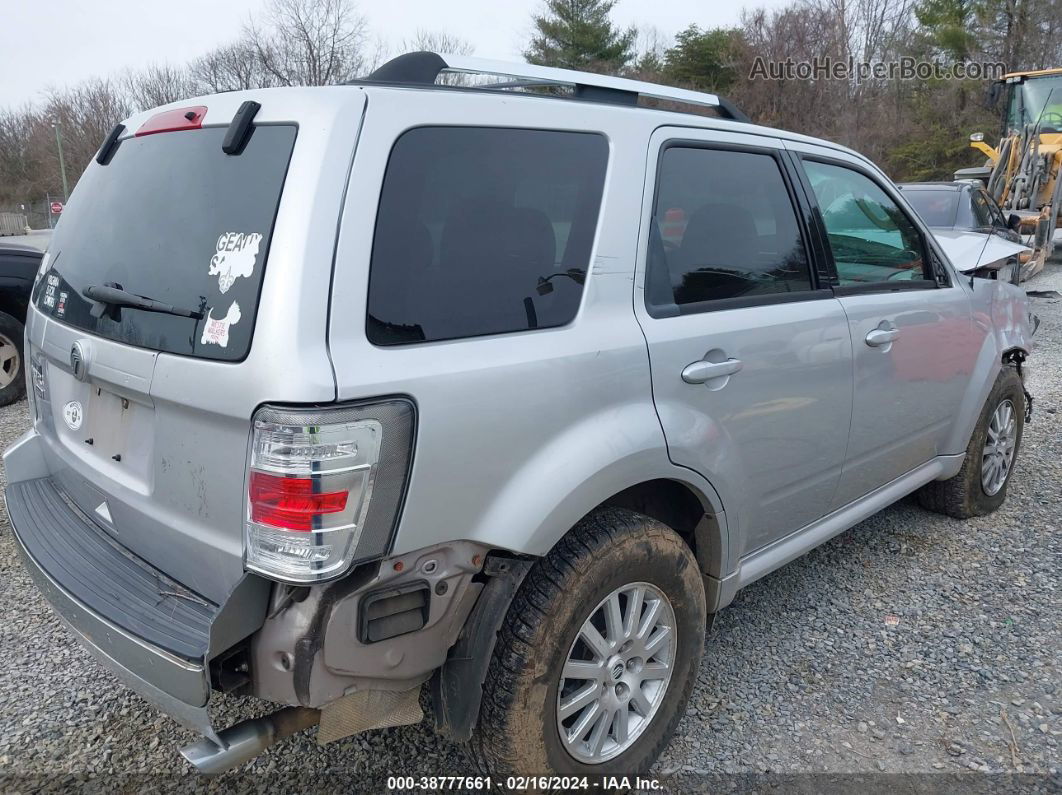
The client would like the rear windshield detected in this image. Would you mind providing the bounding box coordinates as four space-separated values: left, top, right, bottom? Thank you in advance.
901 189 960 229
366 127 609 345
33 124 297 361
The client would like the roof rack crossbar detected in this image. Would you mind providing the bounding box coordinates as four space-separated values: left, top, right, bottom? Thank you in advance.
357 52 751 123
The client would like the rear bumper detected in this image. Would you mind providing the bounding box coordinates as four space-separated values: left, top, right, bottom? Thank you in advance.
2 426 230 741
9 518 219 739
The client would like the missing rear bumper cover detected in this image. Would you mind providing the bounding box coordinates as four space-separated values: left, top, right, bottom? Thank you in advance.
358 581 430 643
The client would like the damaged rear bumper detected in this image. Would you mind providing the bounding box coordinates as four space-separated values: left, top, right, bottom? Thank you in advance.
7 483 221 741
2 430 269 746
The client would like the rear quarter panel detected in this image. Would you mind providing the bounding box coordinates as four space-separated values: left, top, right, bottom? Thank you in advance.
327 90 723 563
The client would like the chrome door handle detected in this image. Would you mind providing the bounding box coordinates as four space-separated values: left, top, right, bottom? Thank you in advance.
865 328 899 347
681 358 743 384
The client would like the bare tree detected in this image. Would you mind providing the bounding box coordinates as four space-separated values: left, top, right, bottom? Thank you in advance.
246 0 370 86
0 79 130 206
628 24 669 80
122 63 198 111
402 29 474 56
189 41 281 94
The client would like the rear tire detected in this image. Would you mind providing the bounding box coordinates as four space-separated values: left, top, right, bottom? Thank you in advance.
917 366 1024 518
470 508 705 780
0 311 25 407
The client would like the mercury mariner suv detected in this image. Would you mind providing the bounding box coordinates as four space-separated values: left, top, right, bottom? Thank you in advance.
3 52 1035 777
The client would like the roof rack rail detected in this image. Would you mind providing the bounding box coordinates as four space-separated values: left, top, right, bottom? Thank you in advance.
356 52 751 123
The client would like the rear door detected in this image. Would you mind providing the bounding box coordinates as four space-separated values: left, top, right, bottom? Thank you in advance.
788 145 977 509
635 128 854 556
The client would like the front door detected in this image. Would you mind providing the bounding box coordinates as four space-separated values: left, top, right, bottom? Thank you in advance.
793 151 976 509
635 130 853 557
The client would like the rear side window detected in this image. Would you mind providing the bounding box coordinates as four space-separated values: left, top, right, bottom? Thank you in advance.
804 160 929 285
901 189 960 228
647 146 813 313
366 127 608 345
34 124 296 361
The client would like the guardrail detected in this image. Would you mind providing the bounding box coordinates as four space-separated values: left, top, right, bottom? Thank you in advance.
0 213 29 236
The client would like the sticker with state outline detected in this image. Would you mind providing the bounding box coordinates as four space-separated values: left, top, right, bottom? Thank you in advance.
200 301 241 348
208 232 262 293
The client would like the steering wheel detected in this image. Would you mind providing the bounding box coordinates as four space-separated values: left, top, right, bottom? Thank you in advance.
1038 111 1062 132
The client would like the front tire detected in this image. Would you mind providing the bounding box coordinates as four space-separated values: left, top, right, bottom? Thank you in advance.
917 365 1024 518
471 508 705 779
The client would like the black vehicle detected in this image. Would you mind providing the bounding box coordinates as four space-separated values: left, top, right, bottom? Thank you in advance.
897 180 1022 242
0 244 42 405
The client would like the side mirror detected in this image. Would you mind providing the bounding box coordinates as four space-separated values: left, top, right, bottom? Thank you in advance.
1008 213 1021 231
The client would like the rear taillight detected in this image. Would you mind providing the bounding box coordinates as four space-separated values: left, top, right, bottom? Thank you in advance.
244 400 415 583
249 471 348 531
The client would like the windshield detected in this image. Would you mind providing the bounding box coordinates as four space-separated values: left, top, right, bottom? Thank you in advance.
33 124 297 361
901 189 960 228
1007 75 1062 132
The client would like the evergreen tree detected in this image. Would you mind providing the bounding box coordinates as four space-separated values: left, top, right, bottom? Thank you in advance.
662 25 745 93
914 0 978 62
525 0 636 73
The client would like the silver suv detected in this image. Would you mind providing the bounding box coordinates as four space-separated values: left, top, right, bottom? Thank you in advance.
3 52 1035 778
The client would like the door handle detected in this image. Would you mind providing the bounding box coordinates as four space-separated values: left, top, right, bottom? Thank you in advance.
681 358 743 384
865 328 899 347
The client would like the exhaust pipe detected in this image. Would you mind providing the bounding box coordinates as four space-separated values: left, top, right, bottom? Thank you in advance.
179 706 320 775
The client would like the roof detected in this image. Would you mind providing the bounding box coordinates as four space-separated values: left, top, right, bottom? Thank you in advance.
115 53 878 186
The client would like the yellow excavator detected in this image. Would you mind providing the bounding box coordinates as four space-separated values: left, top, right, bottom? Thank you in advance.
961 68 1062 279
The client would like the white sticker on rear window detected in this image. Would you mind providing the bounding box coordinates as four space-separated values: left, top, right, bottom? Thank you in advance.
200 301 241 348
209 232 262 294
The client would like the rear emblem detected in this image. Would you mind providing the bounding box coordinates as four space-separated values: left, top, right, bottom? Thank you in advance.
63 401 83 430
70 342 89 381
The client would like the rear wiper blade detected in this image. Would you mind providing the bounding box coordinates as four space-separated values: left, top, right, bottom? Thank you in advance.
82 283 204 320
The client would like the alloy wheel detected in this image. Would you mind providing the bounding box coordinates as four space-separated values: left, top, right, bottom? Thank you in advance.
982 398 1017 496
556 582 677 763
0 333 19 389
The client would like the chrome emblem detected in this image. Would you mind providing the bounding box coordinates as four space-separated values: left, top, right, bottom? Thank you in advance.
70 341 87 381
610 662 625 681
63 401 83 431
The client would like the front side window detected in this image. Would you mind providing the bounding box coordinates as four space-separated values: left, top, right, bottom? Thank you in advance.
366 127 609 345
804 160 929 285
647 146 813 312
971 189 995 228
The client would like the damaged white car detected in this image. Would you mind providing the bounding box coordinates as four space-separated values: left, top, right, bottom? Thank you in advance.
933 229 1031 284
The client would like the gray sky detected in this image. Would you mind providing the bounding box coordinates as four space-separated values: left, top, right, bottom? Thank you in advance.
0 0 790 110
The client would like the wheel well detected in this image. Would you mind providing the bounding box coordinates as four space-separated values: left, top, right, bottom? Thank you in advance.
0 288 28 323
1002 347 1026 367
600 479 723 578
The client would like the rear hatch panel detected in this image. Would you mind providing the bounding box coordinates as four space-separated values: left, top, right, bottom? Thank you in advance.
19 88 366 606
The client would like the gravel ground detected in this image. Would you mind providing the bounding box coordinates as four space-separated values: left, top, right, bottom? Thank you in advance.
1 273 1060 792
